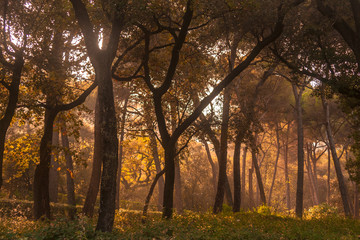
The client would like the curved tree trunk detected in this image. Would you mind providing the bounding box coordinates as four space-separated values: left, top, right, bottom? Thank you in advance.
251 135 266 205
203 139 217 193
321 93 352 217
0 54 24 190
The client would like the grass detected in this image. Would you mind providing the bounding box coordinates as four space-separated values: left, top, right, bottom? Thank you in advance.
0 202 359 239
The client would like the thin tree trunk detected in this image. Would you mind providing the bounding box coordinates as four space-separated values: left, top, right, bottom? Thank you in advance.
268 124 280 205
293 84 304 218
354 183 359 219
60 121 76 219
306 144 319 205
233 134 242 212
321 93 352 217
284 123 291 211
83 96 102 217
248 167 254 209
203 140 217 193
327 146 331 203
49 127 60 203
116 95 129 209
142 169 165 222
149 131 164 211
241 146 247 206
306 149 316 205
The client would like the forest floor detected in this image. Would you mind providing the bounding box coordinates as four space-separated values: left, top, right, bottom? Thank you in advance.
0 202 359 239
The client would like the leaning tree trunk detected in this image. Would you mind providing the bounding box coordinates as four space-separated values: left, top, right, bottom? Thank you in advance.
33 109 57 219
293 84 304 218
251 136 266 205
0 54 24 190
60 121 76 219
95 64 119 232
322 93 352 217
83 96 102 217
203 139 217 193
327 146 331 203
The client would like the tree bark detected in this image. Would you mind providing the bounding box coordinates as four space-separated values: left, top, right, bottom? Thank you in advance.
354 183 359 219
60 121 76 218
293 84 304 218
162 144 176 219
321 93 352 217
268 124 280 205
83 96 102 217
33 109 57 219
95 63 119 232
49 128 60 203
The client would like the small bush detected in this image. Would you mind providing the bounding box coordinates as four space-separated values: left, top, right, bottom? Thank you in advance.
305 203 339 219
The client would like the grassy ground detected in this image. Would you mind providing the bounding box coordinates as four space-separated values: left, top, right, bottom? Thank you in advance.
0 204 359 239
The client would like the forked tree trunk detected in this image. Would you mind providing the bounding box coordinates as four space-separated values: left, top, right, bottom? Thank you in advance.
203 140 217 193
213 86 232 213
149 131 164 211
83 96 102 217
292 84 304 218
49 128 60 203
251 136 266 205
60 121 76 219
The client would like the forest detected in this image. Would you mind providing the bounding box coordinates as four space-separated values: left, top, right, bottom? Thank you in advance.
1 0 360 239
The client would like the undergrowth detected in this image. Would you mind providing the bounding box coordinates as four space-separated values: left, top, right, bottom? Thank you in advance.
0 204 359 239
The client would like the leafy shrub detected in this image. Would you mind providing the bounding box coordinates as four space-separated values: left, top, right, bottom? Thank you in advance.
305 203 339 219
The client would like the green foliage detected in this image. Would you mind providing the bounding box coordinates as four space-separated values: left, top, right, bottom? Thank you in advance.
1 204 359 240
305 203 339 220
